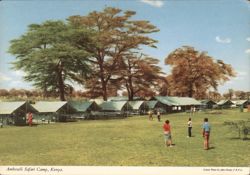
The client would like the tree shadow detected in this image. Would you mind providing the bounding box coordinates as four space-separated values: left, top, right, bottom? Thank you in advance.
243 138 250 141
229 137 250 141
209 146 215 150
229 137 241 140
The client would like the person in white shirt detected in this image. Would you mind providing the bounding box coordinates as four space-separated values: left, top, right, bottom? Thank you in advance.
187 118 192 137
157 110 161 122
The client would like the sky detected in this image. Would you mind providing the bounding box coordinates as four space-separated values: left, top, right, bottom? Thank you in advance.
0 0 249 94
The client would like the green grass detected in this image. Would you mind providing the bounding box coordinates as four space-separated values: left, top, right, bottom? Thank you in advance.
0 109 249 166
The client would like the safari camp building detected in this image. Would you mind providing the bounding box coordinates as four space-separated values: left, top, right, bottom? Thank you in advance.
128 101 148 115
99 101 133 118
0 101 37 126
200 100 217 109
32 101 76 122
68 101 101 119
150 96 201 113
217 100 234 109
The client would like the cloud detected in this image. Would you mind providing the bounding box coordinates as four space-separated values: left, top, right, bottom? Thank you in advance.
245 49 250 54
13 70 26 76
215 36 231 44
231 70 248 81
10 80 22 85
246 37 250 42
140 0 164 8
0 72 12 81
236 71 247 76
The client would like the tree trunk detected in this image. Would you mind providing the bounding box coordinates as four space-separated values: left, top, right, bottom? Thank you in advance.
129 79 134 101
125 81 132 101
98 52 108 101
57 62 66 101
102 81 107 101
188 83 193 97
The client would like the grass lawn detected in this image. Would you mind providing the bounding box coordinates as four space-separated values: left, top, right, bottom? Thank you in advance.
0 109 249 166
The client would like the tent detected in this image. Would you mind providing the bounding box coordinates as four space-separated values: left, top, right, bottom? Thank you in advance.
128 101 148 115
68 101 101 119
0 101 38 126
32 101 76 122
217 100 234 109
151 96 201 113
99 101 133 118
232 100 250 108
200 100 217 109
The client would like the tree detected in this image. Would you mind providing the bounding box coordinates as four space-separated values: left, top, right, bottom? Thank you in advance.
223 92 231 99
224 120 250 140
157 77 171 96
228 89 234 100
165 46 236 98
208 91 221 101
0 89 9 97
235 90 248 100
68 7 159 100
118 54 164 100
9 20 92 101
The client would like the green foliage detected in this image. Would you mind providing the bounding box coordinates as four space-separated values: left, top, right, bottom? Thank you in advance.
224 119 250 139
9 20 93 100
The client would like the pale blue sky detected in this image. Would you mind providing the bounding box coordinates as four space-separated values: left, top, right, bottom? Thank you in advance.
0 0 249 94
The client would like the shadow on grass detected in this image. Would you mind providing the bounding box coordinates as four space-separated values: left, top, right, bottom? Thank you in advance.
229 137 250 141
243 138 250 141
13 124 39 127
209 146 215 150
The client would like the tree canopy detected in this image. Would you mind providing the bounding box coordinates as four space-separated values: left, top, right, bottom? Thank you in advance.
9 20 93 101
68 7 159 100
8 7 239 101
165 46 236 98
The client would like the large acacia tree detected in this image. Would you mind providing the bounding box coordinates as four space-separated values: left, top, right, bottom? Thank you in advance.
118 53 164 100
165 46 236 98
9 20 93 101
68 7 159 100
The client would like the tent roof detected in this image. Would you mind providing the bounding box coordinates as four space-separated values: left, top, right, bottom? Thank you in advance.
89 99 104 105
200 99 216 104
32 101 68 113
145 101 158 109
232 100 248 105
100 101 129 111
153 96 179 106
69 101 96 112
173 97 201 106
108 96 142 101
128 101 145 110
217 100 233 105
0 101 37 115
153 96 201 106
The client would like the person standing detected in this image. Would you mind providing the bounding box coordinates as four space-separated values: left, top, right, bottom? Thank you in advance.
157 110 161 122
187 118 192 137
148 110 153 120
27 112 33 127
202 118 211 150
163 120 174 147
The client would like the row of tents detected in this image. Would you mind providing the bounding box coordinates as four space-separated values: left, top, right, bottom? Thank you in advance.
200 99 250 109
0 96 249 126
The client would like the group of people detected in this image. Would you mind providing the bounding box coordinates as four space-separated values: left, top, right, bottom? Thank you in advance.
162 117 211 150
148 110 161 122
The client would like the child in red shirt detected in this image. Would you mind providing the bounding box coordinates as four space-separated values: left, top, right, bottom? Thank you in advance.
163 120 174 147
